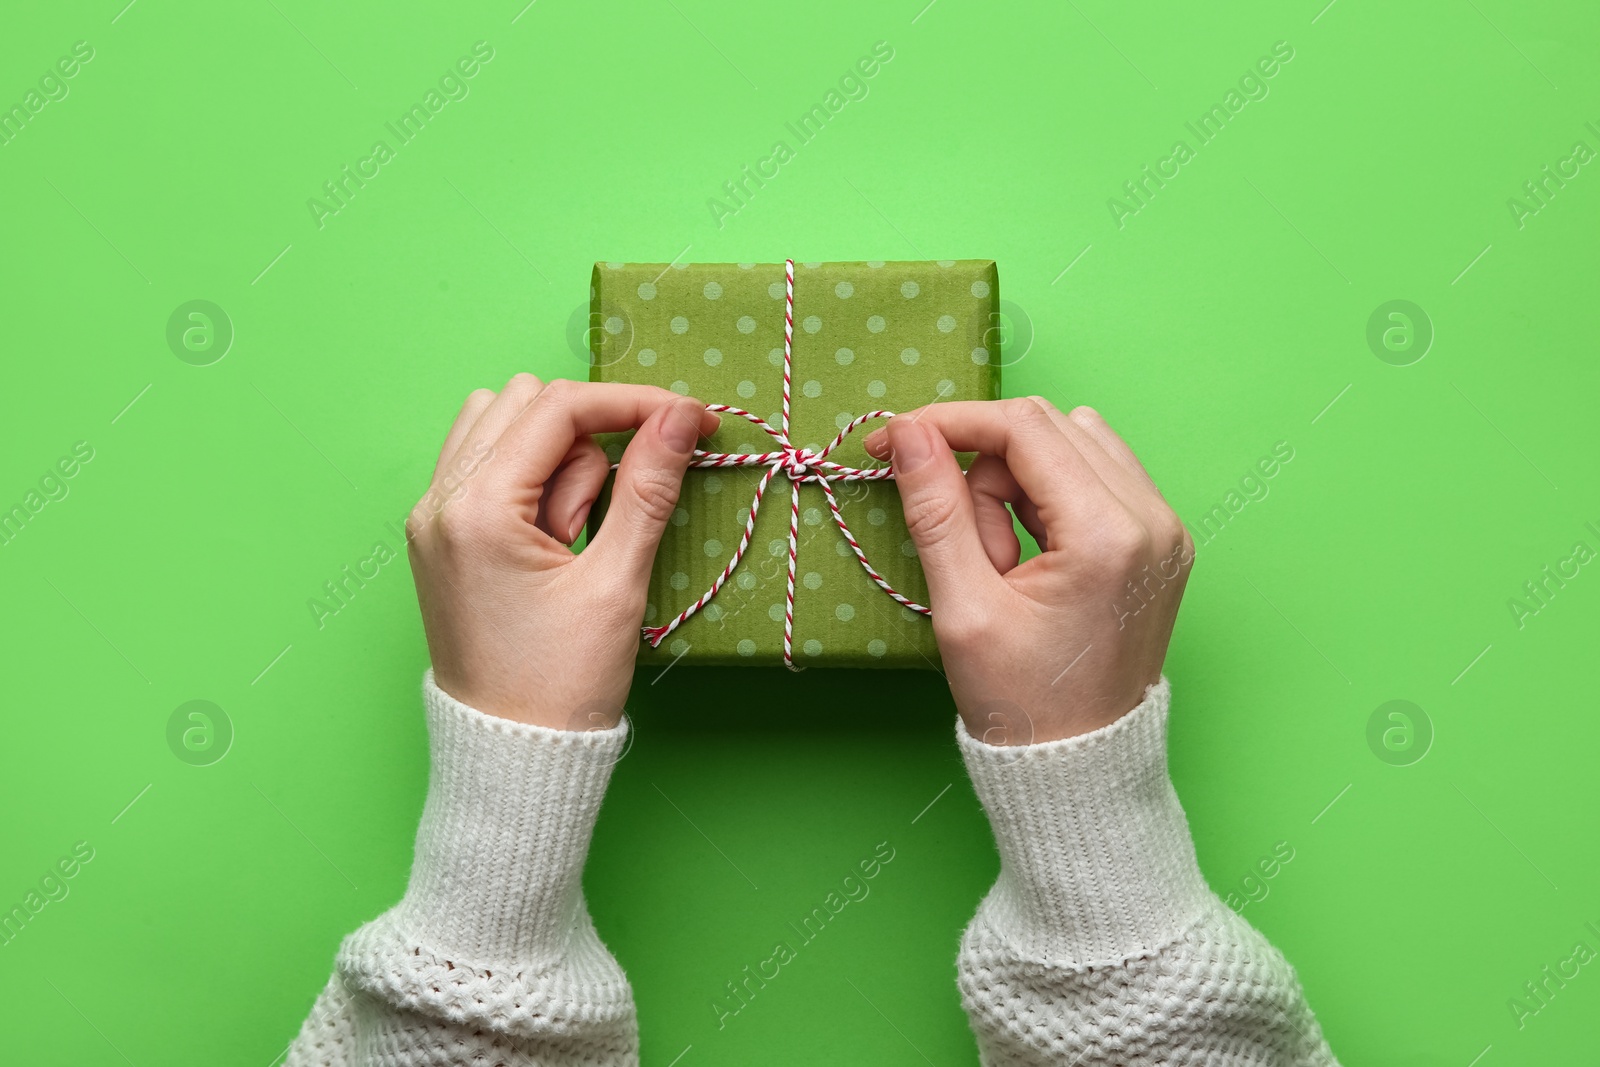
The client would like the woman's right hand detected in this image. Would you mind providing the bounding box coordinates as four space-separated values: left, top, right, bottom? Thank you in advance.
864 398 1195 744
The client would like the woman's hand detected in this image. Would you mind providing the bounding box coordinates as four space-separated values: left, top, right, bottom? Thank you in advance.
864 399 1194 744
405 375 719 728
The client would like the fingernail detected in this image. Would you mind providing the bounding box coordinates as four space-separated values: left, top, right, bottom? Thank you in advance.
568 503 592 543
661 401 700 453
863 428 887 455
890 420 933 473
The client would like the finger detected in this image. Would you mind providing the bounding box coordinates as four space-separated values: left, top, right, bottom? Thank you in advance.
432 388 497 482
1031 398 1151 514
1059 404 1190 565
964 453 1050 560
481 380 719 503
536 438 611 544
866 400 1121 545
454 372 547 475
885 416 996 608
585 397 709 584
1064 404 1166 498
1035 401 1176 548
965 454 1023 574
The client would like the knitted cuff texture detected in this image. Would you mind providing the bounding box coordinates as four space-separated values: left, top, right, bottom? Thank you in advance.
956 675 1216 967
390 669 630 965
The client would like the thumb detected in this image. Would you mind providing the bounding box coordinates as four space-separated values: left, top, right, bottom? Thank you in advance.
587 397 715 586
886 416 993 610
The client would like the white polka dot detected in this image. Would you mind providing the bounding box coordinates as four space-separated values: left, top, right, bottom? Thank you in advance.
937 259 956 268
900 347 920 365
670 380 690 394
971 347 990 365
768 603 785 622
768 412 782 428
704 347 723 366
937 314 957 333
670 316 689 334
803 508 822 526
868 639 887 657
768 349 783 367
971 279 991 298
803 570 823 589
900 539 917 557
802 315 822 334
669 570 689 590
637 282 657 300
835 347 855 366
738 262 755 270
900 606 920 622
645 603 658 622
671 507 690 527
835 411 854 430
835 540 852 556
604 316 624 336
867 380 887 398
901 280 920 298
737 315 757 334
736 380 756 398
867 315 886 333
669 637 690 656
768 538 786 556
737 638 757 657
868 508 886 526
670 262 688 271
835 603 855 622
835 281 854 298
638 348 658 366
704 538 723 556
704 603 724 622
936 378 954 397
802 379 822 398
703 281 723 299
768 282 785 299
703 474 723 494
605 261 624 270
867 260 885 269
736 571 756 590
803 639 823 656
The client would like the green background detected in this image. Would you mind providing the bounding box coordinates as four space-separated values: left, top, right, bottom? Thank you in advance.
1 1 1595 1063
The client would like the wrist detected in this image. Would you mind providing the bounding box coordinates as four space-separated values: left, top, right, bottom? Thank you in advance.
431 664 627 732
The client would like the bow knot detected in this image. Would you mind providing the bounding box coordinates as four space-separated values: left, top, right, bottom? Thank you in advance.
781 446 818 479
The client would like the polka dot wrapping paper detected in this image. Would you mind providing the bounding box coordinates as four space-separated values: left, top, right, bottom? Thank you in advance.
587 260 1001 669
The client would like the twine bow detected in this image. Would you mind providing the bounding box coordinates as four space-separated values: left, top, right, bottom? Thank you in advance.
641 259 931 670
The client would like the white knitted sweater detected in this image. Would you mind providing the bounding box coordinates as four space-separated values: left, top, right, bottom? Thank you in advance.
287 674 1339 1065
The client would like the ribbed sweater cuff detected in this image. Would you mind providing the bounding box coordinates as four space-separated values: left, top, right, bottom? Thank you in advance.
390 670 629 966
956 675 1215 968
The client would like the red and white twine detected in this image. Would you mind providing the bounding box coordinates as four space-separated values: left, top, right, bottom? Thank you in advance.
639 259 930 670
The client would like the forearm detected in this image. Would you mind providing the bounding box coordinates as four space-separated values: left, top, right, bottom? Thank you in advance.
955 677 1338 1065
286 671 638 1067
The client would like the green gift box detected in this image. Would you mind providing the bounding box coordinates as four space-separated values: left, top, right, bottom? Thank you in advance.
588 259 1001 669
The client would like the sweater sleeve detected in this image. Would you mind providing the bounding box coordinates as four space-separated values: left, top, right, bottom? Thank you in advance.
285 670 638 1067
954 676 1340 1066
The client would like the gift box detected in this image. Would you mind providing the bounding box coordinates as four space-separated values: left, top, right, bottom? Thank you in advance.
588 259 1001 669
